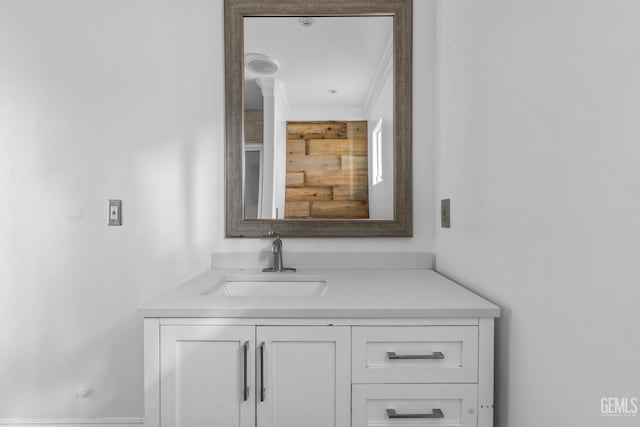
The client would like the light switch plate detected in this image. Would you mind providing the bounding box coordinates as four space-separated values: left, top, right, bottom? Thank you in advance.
441 199 450 228
109 200 122 226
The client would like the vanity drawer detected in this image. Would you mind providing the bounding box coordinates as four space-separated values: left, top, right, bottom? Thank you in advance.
352 383 478 427
352 326 478 383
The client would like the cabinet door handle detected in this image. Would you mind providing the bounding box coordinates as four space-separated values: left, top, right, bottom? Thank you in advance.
386 408 444 419
386 351 445 360
242 341 249 401
259 341 265 402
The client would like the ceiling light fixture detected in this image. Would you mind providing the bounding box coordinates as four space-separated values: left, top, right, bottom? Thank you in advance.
244 53 280 75
298 17 314 27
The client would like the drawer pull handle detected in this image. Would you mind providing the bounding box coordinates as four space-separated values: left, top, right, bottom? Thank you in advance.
387 351 445 360
259 341 265 402
241 341 249 401
386 408 444 419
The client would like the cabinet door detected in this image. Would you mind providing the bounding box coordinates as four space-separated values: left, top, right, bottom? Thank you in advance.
160 325 255 427
256 326 350 427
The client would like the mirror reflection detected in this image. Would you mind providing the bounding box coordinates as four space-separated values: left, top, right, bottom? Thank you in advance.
243 16 394 220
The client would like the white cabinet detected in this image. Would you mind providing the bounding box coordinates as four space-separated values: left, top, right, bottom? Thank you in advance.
153 324 350 427
352 384 478 427
159 325 255 427
351 327 482 427
144 319 495 427
352 326 479 383
257 327 350 427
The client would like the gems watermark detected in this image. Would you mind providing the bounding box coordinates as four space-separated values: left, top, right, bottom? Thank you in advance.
601 397 638 416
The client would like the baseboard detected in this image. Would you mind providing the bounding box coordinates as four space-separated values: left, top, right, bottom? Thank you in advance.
0 419 143 427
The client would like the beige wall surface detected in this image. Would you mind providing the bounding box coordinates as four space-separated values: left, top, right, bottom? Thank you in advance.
436 1 640 426
0 0 436 418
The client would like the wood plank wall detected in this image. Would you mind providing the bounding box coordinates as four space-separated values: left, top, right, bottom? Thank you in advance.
285 121 369 219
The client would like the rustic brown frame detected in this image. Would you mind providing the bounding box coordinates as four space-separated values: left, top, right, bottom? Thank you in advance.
225 0 412 237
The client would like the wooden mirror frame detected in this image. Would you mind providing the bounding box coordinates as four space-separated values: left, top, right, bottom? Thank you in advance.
225 0 412 237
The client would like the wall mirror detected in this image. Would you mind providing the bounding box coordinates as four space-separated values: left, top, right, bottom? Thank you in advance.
225 0 412 237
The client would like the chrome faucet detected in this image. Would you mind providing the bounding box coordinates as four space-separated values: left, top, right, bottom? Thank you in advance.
263 233 296 272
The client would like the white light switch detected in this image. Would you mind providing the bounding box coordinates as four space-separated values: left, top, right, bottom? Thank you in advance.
109 200 122 226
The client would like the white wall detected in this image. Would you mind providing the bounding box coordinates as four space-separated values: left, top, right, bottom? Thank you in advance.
273 81 288 219
256 79 275 219
0 0 435 419
287 105 366 122
436 1 640 426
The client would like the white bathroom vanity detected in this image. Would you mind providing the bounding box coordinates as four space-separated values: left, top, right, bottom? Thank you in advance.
140 253 500 427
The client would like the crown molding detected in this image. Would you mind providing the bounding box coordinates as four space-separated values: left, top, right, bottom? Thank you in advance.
363 36 394 117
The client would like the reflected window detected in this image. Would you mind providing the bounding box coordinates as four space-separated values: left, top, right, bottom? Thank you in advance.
372 118 383 186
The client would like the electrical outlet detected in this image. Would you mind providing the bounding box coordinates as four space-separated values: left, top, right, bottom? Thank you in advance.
441 199 451 228
75 384 92 399
109 200 122 226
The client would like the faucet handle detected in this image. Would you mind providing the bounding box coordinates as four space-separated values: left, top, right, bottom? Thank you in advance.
267 230 279 238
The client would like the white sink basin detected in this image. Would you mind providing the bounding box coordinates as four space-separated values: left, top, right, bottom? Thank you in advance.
204 274 328 297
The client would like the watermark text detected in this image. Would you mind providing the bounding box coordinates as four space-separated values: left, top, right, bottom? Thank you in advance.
601 397 638 416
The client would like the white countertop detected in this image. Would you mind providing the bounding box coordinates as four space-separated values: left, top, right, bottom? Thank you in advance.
139 267 500 318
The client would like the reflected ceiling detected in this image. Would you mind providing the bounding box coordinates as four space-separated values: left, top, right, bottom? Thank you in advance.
244 17 392 112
